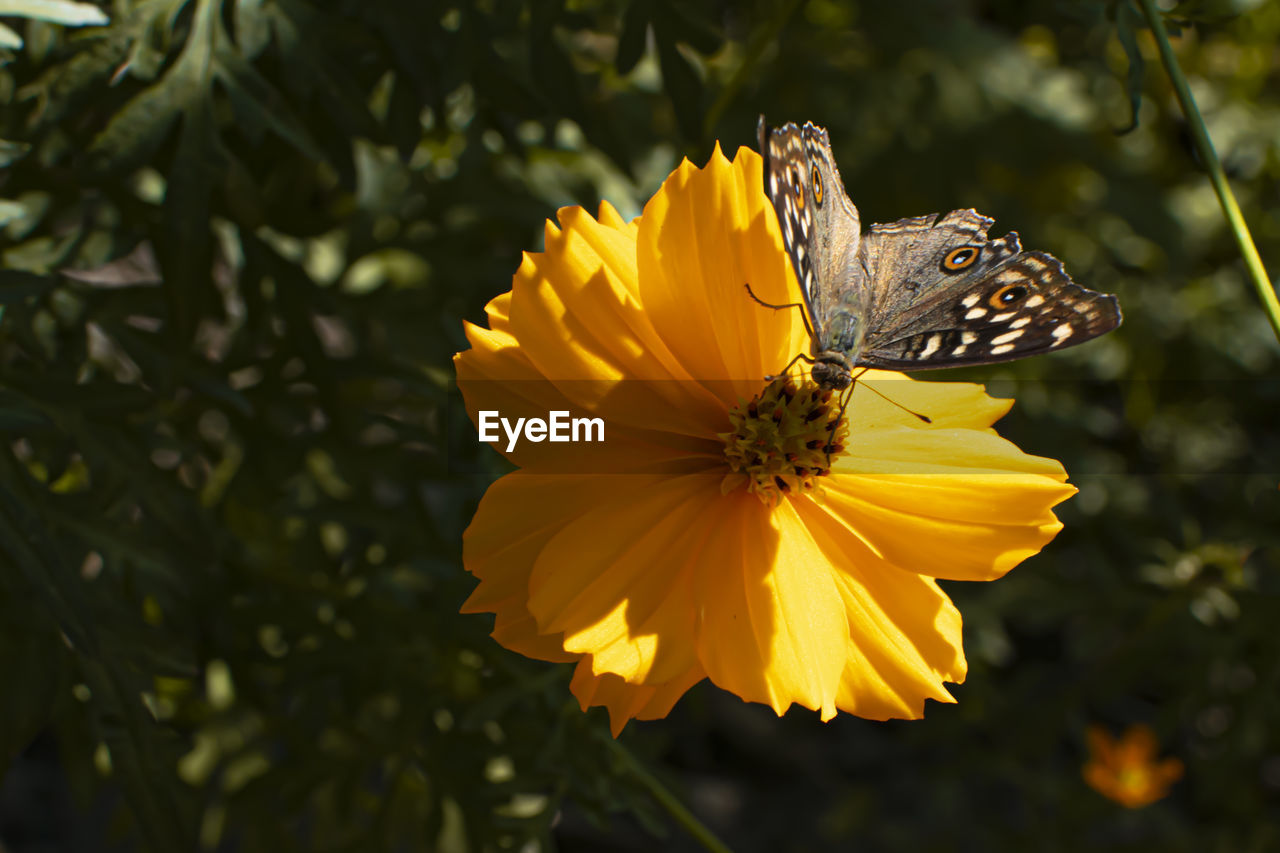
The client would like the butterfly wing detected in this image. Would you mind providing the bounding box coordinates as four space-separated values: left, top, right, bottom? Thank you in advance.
855 209 1122 369
758 117 870 357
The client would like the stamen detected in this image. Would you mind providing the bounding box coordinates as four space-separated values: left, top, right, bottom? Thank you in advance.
719 376 851 506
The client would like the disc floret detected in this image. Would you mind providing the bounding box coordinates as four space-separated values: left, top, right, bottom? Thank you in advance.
720 377 849 506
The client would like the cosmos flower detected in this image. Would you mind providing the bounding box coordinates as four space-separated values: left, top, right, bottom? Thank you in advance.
454 143 1076 735
1083 724 1184 808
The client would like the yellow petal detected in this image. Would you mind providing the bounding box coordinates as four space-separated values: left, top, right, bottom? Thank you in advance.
490 606 577 664
825 427 1076 581
797 499 965 718
509 206 671 381
596 199 639 240
455 320 722 472
694 496 845 721
570 659 705 737
462 473 658 659
845 373 1015 431
455 322 574 429
1119 724 1159 763
636 145 807 393
504 206 731 438
483 290 513 334
838 426 1070 478
527 474 722 683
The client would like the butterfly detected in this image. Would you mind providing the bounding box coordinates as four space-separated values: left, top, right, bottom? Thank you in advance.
755 116 1122 393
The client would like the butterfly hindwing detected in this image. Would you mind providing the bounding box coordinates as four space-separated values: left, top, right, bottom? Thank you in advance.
856 210 1121 368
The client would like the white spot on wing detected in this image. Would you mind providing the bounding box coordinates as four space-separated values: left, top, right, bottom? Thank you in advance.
1051 323 1074 346
991 329 1025 345
952 344 968 355
961 293 980 308
919 334 942 358
961 331 977 344
965 307 987 320
1025 294 1045 308
1010 316 1031 329
990 311 1015 322
990 343 1015 355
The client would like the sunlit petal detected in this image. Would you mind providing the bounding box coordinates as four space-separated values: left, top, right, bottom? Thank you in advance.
528 473 721 683
637 146 807 394
571 660 705 737
694 496 845 720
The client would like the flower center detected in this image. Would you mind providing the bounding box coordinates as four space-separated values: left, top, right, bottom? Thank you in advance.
719 377 850 506
1116 766 1151 796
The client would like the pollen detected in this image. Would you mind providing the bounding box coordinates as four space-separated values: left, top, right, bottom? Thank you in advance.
718 377 850 507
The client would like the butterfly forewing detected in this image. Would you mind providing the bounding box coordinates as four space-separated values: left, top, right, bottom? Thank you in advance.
757 117 866 349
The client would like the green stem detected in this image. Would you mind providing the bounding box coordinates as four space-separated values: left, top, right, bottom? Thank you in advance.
1135 0 1280 344
601 734 734 853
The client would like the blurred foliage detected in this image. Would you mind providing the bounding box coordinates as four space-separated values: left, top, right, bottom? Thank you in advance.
0 0 1278 851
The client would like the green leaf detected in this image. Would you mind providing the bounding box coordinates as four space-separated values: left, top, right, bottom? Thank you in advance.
386 71 423 160
81 661 196 852
156 103 219 343
268 0 381 143
0 269 56 302
0 478 100 659
1109 0 1147 135
654 18 704 143
0 0 109 27
85 0 217 175
0 138 31 167
83 59 191 175
0 198 28 226
213 48 326 162
529 4 589 123
0 390 53 431
0 604 67 774
233 0 271 59
615 0 651 75
655 0 721 56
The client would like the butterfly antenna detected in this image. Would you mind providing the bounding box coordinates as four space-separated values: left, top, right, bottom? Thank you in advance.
850 368 932 424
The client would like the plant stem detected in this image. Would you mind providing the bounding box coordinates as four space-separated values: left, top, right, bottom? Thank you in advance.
602 734 735 853
1135 0 1280 344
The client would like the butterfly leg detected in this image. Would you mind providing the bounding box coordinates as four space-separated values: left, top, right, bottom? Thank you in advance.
767 351 814 382
823 380 858 466
743 283 817 341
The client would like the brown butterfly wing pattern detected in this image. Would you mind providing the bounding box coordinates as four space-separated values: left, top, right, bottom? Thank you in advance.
757 117 871 358
855 209 1123 369
757 116 1122 381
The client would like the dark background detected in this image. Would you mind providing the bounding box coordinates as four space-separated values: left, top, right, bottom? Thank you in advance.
1 0 1278 850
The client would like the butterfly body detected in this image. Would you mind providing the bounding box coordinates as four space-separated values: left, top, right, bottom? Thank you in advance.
757 117 1122 389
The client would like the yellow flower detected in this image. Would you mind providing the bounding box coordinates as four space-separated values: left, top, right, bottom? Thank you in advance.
454 143 1076 735
1084 724 1184 808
